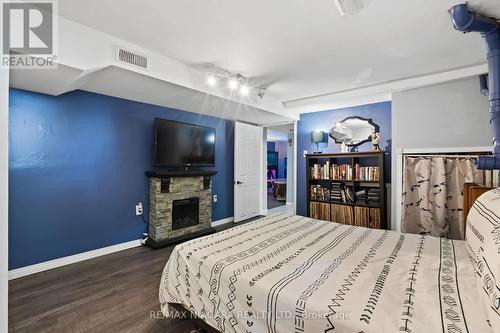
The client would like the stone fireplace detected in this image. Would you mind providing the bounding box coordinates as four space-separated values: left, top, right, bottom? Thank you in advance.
146 170 216 248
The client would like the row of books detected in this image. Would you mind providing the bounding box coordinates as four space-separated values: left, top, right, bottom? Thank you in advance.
312 184 380 206
354 164 380 181
331 204 354 225
310 162 380 181
310 185 330 201
309 202 382 229
309 202 331 221
354 188 380 205
354 207 381 229
310 162 353 180
331 182 354 203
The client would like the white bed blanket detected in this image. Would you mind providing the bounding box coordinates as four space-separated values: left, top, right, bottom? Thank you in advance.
160 213 493 333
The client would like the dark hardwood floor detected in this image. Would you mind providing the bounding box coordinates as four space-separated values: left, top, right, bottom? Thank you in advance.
9 245 204 332
8 219 265 333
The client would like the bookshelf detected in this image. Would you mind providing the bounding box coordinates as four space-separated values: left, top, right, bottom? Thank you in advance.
306 151 386 229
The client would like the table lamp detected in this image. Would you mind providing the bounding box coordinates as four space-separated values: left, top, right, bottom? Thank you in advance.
311 130 328 153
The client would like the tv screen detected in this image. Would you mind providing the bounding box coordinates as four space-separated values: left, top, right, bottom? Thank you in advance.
154 118 216 167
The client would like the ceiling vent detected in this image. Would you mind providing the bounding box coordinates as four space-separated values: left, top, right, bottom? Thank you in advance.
334 0 369 16
116 48 148 70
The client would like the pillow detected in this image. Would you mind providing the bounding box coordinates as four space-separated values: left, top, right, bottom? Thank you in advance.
466 188 500 330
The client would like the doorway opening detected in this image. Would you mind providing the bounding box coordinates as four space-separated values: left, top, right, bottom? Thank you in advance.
265 123 294 212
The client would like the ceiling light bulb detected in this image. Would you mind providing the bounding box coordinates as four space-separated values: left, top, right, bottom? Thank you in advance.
206 75 217 87
240 85 249 96
228 78 239 90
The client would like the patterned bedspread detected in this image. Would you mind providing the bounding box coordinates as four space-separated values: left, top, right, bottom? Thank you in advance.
159 213 492 333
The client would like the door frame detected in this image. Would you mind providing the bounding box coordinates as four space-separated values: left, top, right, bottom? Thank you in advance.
0 32 9 333
262 121 297 214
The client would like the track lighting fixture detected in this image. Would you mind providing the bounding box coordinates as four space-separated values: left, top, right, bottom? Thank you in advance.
228 78 239 90
240 85 249 96
206 75 217 87
204 68 264 98
257 88 265 99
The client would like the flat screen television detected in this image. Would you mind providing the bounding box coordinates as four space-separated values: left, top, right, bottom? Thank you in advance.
154 118 216 167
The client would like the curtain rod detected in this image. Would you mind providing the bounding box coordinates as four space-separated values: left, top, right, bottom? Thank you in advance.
404 154 483 158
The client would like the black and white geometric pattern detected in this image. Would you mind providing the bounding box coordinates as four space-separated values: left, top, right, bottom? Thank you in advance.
160 213 494 333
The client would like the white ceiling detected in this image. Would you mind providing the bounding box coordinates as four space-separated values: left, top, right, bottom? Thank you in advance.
57 0 495 104
10 64 291 125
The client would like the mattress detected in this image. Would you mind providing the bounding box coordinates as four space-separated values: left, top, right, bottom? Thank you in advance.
159 213 492 333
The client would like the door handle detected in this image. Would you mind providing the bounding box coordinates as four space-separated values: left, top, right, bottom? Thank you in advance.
235 181 244 185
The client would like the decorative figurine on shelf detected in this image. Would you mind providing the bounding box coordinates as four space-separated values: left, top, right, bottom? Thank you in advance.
371 131 381 151
341 141 348 153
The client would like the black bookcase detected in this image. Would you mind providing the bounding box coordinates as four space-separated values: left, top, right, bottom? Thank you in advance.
306 151 386 229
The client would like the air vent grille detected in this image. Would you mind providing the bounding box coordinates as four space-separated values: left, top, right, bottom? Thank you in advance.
117 48 148 69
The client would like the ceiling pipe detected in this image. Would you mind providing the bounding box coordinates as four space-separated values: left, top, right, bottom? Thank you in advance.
450 4 500 169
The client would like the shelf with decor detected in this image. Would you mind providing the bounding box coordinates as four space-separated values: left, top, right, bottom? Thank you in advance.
306 151 386 229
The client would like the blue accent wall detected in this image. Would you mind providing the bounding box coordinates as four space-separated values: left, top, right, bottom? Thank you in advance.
296 101 391 216
9 88 234 269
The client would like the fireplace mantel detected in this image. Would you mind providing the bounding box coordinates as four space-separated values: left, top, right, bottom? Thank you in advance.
145 170 217 178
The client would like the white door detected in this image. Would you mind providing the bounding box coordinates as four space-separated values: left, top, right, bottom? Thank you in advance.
234 122 263 222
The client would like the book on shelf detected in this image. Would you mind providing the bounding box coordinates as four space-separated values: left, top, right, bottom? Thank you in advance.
310 163 353 180
310 185 330 201
353 207 381 229
367 188 380 205
354 164 380 181
310 202 331 221
330 182 354 204
331 204 354 225
354 188 380 205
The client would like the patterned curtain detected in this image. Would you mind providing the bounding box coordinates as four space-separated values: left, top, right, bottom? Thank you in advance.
401 157 484 240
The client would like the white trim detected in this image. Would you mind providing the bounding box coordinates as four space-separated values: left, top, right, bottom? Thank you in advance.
8 239 141 280
9 216 241 280
293 121 298 215
211 216 234 227
401 146 493 154
261 121 295 127
283 63 487 118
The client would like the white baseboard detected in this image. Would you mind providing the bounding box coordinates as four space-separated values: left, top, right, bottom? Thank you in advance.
211 216 234 227
10 217 236 280
8 239 141 280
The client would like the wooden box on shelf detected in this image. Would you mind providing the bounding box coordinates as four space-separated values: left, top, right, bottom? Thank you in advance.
306 151 386 229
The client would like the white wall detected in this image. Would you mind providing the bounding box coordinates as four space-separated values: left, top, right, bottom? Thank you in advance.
391 77 492 231
1 36 9 333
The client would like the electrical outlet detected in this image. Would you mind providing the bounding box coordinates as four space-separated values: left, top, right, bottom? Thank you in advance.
213 195 218 203
136 202 143 216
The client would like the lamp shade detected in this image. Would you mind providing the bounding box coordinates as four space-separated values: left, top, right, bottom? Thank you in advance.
311 130 326 143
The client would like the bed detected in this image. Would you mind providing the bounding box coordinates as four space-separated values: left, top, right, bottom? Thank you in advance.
159 188 500 333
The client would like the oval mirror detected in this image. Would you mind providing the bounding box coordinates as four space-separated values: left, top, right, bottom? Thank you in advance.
329 116 380 147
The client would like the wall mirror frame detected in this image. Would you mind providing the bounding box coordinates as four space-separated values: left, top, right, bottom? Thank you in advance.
328 116 380 147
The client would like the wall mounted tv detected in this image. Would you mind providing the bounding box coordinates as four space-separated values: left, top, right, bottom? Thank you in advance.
154 118 216 167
